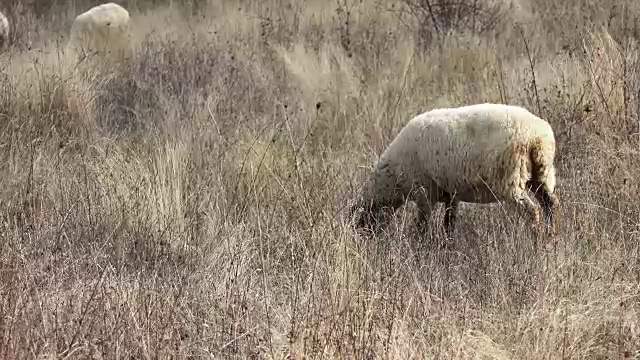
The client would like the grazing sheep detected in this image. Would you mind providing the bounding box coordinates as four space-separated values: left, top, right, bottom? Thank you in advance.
0 10 8 49
351 103 559 240
67 2 131 62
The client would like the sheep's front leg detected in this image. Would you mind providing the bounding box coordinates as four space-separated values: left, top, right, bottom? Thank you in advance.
411 183 449 246
412 194 435 247
443 196 459 239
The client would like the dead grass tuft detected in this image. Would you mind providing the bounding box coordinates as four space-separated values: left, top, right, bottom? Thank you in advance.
1 0 640 358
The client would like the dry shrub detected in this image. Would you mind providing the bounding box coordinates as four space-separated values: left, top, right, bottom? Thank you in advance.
89 141 191 251
275 41 362 149
1 0 640 359
0 47 93 146
419 33 505 105
401 0 508 52
232 134 296 217
584 29 625 129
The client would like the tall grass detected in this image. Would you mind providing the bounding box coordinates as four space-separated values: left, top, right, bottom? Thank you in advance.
1 0 640 358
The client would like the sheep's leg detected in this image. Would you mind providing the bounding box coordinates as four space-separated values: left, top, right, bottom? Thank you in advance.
443 196 459 239
413 198 433 232
512 192 543 236
412 183 451 247
412 198 436 250
531 184 560 236
413 182 444 226
414 192 434 224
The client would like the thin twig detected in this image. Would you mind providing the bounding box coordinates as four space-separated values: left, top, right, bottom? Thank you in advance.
516 22 542 117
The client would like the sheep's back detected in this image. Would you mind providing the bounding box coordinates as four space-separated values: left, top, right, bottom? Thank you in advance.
69 3 130 51
388 103 554 199
75 3 129 28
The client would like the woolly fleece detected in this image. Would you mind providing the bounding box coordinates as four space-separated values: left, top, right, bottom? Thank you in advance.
0 11 8 48
354 103 558 235
68 3 131 60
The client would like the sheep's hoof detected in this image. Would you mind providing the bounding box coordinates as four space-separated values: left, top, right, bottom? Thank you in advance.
529 222 543 247
439 240 454 251
437 231 455 250
530 220 556 252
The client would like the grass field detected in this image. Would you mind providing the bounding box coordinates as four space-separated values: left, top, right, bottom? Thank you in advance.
1 0 640 358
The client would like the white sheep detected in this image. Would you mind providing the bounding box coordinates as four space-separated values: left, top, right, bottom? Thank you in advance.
0 10 8 49
351 103 560 240
67 2 131 62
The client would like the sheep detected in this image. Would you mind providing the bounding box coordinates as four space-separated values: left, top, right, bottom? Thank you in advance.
67 2 131 62
350 103 560 241
0 10 8 49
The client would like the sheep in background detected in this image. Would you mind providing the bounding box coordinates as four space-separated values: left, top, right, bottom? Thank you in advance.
67 2 132 63
351 103 560 241
0 10 8 49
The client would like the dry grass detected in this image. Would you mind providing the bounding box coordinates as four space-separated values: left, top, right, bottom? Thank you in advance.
1 0 640 358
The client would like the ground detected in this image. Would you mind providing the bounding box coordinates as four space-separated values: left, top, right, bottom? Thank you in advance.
0 0 639 358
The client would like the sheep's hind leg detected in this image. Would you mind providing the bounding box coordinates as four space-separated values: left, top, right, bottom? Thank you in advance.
531 184 560 236
443 196 459 240
511 192 545 244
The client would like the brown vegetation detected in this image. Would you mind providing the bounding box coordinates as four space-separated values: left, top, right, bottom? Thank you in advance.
1 0 639 358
